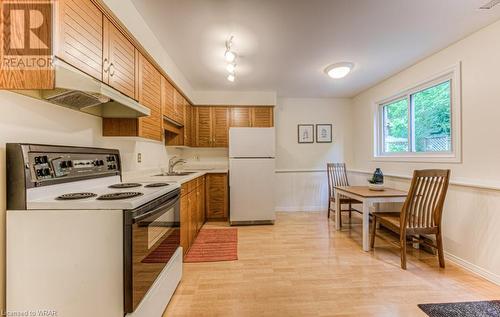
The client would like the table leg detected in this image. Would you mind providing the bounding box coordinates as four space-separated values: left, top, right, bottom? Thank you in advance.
362 200 372 251
375 202 380 229
335 191 341 230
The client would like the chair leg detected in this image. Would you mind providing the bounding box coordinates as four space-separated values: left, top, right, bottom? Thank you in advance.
349 202 352 219
339 203 342 228
400 235 407 270
436 230 445 268
370 216 377 249
327 199 331 218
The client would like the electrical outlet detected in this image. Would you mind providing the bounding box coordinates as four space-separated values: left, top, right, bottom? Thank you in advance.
137 153 142 163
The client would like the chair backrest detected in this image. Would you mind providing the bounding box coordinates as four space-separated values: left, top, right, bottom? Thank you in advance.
401 169 451 230
327 163 350 197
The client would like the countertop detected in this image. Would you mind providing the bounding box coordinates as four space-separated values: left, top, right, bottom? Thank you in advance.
129 168 228 185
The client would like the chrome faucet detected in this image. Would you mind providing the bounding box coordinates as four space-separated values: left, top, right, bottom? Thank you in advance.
168 156 186 174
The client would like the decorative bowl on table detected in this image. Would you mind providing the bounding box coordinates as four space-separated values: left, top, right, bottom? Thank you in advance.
368 183 385 191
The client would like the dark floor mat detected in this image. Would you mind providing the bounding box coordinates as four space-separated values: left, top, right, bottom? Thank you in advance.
419 300 500 317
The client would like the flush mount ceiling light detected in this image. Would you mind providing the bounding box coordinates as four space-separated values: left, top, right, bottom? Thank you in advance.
325 62 354 79
227 74 235 82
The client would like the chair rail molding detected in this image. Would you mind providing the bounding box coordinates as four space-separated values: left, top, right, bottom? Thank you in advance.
348 169 500 192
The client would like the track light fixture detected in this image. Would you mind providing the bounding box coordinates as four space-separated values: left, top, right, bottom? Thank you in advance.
225 36 237 81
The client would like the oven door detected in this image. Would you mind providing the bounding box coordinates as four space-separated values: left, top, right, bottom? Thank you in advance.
124 188 180 313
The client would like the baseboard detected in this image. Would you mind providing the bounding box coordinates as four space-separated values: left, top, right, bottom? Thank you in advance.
445 251 500 286
275 206 325 212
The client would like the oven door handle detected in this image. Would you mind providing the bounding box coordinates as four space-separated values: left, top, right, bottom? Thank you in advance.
132 196 180 223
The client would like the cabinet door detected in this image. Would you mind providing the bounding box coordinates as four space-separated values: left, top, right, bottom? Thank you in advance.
199 177 206 229
251 107 274 127
137 54 162 141
173 89 184 124
230 107 252 127
183 101 192 146
103 18 136 99
195 107 213 147
212 107 230 147
55 0 103 80
206 173 228 220
161 77 175 121
188 191 198 245
196 176 205 231
180 194 190 255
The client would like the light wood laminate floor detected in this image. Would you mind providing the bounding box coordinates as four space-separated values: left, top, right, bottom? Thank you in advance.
163 212 499 316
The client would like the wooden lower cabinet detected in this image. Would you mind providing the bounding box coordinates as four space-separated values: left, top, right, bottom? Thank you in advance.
179 175 206 256
180 194 190 253
206 173 229 220
179 173 228 256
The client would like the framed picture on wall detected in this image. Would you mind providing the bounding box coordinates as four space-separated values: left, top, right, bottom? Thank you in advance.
316 124 332 143
298 124 314 143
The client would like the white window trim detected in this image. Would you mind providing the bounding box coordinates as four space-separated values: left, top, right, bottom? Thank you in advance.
372 62 462 163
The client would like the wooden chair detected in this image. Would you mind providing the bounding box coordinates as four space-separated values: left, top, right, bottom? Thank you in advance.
370 169 451 270
327 163 361 226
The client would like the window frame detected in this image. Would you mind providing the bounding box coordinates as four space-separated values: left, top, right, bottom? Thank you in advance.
373 63 462 163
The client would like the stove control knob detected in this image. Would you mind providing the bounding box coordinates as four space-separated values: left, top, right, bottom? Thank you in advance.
35 156 48 164
99 160 104 166
42 168 51 176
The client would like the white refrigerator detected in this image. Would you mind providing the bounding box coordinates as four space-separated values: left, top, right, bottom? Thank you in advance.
229 127 276 225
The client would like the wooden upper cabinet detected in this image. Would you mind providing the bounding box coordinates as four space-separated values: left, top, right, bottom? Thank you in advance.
161 77 175 120
102 18 136 99
230 107 252 127
137 54 162 141
173 89 185 124
195 107 213 147
251 107 274 127
183 101 192 146
212 107 230 147
206 173 229 220
55 0 103 80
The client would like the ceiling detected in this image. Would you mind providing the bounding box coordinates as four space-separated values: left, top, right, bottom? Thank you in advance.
131 0 500 98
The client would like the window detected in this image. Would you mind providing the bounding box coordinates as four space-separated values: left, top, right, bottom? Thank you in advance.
374 64 461 162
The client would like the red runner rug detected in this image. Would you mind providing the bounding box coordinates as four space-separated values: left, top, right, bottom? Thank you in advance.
184 228 238 263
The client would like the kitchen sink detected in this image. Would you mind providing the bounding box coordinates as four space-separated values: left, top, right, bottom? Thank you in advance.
154 172 196 176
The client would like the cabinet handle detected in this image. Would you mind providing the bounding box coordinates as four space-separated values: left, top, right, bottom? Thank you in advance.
103 58 109 72
109 63 115 77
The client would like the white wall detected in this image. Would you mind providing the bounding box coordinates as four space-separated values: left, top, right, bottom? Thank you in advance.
351 20 500 284
274 98 353 211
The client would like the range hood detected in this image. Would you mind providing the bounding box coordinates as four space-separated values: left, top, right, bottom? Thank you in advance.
13 58 150 118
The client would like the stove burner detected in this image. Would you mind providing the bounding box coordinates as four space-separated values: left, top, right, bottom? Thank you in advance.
109 183 142 189
97 192 144 200
56 192 97 200
144 183 170 188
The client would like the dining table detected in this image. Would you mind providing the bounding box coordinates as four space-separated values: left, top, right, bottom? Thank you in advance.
334 186 408 251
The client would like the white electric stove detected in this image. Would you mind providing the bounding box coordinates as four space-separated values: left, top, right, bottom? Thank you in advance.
6 144 182 317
